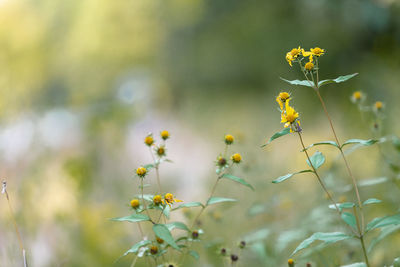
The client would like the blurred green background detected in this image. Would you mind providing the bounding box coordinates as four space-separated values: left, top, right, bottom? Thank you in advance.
0 0 399 266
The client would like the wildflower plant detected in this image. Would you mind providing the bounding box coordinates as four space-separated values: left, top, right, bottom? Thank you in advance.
263 46 400 266
112 132 253 266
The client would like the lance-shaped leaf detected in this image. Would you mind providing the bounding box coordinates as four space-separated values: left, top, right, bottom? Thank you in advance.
307 151 325 170
292 232 352 256
341 212 357 229
272 170 313 183
207 197 236 206
153 224 180 250
317 73 358 87
123 240 151 256
173 202 204 210
261 128 291 147
366 214 400 232
340 263 367 267
341 139 378 148
358 177 388 187
111 213 150 223
280 77 314 88
302 141 339 151
329 202 355 211
363 198 382 206
165 222 190 232
220 174 254 190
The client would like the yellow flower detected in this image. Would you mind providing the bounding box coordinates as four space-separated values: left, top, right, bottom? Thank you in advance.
276 92 291 110
130 199 140 209
144 135 154 146
281 102 300 132
163 193 183 207
288 259 295 267
290 46 301 58
231 153 242 163
161 130 170 140
310 47 325 57
224 134 234 145
301 49 312 57
153 195 162 205
156 146 166 156
136 167 147 177
286 52 294 66
374 101 383 110
352 91 362 102
156 237 164 244
304 61 314 71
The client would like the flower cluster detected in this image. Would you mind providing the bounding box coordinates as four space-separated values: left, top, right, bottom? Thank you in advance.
285 46 325 69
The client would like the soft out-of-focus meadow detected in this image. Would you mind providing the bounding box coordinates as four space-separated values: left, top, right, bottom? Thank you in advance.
0 0 400 266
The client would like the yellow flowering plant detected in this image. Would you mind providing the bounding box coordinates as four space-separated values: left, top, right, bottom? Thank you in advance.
111 132 253 266
261 46 400 267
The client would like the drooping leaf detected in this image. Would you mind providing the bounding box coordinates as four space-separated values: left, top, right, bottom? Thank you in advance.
221 174 254 190
207 197 236 206
272 170 313 183
280 77 314 88
318 73 359 87
306 151 325 170
363 198 382 206
261 128 291 147
189 250 199 260
111 214 150 223
340 263 367 267
368 224 400 252
366 214 400 232
163 205 170 219
341 212 357 229
173 202 204 210
153 224 180 250
302 141 339 151
341 139 378 148
291 232 352 256
123 240 151 256
165 222 190 232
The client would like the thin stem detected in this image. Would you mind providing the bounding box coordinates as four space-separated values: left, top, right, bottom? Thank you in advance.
149 147 162 192
297 132 359 236
140 178 154 224
353 207 370 267
315 89 365 232
130 254 138 267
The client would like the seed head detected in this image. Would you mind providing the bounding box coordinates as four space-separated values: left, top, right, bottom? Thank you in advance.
156 237 164 244
239 241 246 249
220 248 227 256
217 157 227 167
230 254 239 262
150 246 158 255
192 230 199 239
156 146 166 156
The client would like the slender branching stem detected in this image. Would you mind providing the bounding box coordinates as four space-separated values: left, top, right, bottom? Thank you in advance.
140 178 154 224
353 206 370 267
149 147 162 192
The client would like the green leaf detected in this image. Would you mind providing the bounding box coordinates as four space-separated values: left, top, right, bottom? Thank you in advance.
280 77 314 88
341 212 357 229
163 205 170 219
189 250 199 260
272 170 313 183
302 141 339 151
123 240 151 256
165 222 190 232
366 214 400 232
111 213 150 223
363 198 382 206
340 263 367 267
306 151 325 170
173 202 204 210
291 232 352 256
329 202 355 211
221 174 254 191
143 163 155 170
261 128 291 147
153 224 180 250
341 139 378 148
318 73 359 87
358 177 388 187
135 194 154 202
207 197 236 206
368 225 400 252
